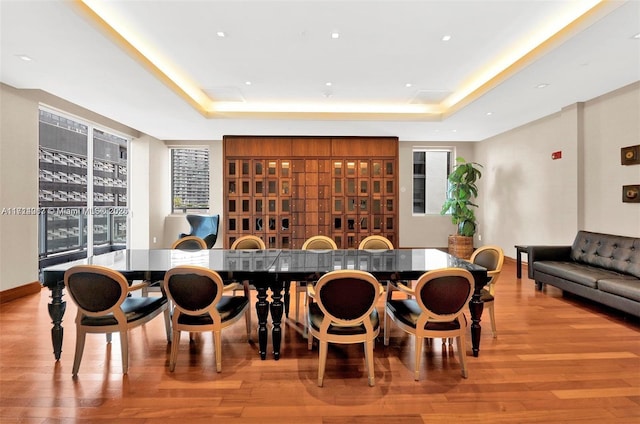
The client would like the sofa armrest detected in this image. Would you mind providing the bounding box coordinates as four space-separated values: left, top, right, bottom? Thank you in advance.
528 245 572 279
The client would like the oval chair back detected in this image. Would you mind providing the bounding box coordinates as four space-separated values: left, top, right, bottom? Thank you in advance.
307 269 381 387
469 245 504 337
171 236 207 250
64 265 170 376
384 267 473 380
290 235 338 325
358 235 394 250
163 265 251 372
230 235 266 250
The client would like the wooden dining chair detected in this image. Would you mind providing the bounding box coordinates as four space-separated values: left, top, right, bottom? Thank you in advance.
171 235 207 250
142 236 207 297
307 270 382 387
64 265 171 376
384 268 474 380
163 265 251 372
285 235 338 325
358 235 394 250
469 245 504 338
230 235 266 250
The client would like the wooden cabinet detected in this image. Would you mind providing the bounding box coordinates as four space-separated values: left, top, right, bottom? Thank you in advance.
223 136 398 249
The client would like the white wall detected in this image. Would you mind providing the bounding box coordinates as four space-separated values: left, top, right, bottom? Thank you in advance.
581 83 640 235
0 85 39 291
0 84 140 291
475 82 640 256
162 140 223 248
398 141 474 248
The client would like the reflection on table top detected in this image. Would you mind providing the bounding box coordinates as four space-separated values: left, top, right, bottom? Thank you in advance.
41 248 486 286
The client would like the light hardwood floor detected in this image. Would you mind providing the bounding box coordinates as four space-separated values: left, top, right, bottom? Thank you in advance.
1 260 639 423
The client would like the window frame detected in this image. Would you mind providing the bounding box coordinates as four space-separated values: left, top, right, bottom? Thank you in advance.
38 106 130 266
170 147 210 214
412 148 453 216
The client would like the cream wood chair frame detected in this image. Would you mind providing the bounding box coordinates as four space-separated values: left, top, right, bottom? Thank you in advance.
163 265 251 372
358 235 394 250
171 235 208 249
286 235 338 327
64 265 171 377
230 235 266 250
469 245 504 338
306 269 382 387
384 268 474 380
142 236 208 297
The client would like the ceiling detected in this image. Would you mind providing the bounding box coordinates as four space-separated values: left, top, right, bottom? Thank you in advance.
1 0 639 142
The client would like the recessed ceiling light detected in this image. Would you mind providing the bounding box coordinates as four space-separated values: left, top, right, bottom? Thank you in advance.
331 32 340 39
405 83 412 88
325 82 332 87
245 81 252 86
536 83 549 89
486 112 493 116
16 55 32 61
216 31 226 38
451 129 457 133
441 35 452 42
633 32 640 39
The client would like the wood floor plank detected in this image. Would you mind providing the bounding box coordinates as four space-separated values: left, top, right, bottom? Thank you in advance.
1 260 639 422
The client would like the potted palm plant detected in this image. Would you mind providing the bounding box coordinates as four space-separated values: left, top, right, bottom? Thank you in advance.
440 157 483 258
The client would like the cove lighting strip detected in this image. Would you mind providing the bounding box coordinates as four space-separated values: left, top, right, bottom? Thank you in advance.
78 0 607 120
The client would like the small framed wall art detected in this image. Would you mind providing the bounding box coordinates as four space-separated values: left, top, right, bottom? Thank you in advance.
622 185 640 203
621 145 640 165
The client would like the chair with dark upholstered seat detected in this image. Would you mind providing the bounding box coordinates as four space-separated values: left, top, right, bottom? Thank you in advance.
358 235 394 250
384 268 474 380
171 235 207 250
285 235 338 324
179 214 219 248
163 265 251 372
469 245 504 338
306 269 382 387
141 236 207 297
64 265 171 377
230 235 266 250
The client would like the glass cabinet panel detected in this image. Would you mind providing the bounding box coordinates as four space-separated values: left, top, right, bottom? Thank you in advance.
346 161 356 176
334 179 342 194
346 179 356 195
333 161 342 176
359 161 368 176
281 161 290 177
372 161 382 177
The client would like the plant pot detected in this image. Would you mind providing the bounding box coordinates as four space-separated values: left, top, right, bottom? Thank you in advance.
448 235 474 259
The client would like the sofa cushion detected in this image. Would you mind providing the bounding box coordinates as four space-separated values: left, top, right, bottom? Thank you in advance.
597 278 640 303
570 231 640 278
534 261 629 289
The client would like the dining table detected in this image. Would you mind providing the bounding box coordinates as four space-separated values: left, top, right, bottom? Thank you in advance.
41 248 488 361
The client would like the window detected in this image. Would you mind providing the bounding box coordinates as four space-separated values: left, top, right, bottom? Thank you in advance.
171 148 209 213
38 109 128 264
412 149 451 214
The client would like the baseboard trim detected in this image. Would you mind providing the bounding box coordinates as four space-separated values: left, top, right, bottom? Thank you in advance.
0 282 42 304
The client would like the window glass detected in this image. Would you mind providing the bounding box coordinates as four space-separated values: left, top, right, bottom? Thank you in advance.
172 148 209 213
412 149 451 214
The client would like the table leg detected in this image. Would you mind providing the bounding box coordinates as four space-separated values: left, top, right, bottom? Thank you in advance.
516 248 523 278
469 295 483 357
255 285 269 360
269 281 285 360
47 283 66 360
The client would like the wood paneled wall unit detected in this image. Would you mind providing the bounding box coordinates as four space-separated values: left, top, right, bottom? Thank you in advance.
223 136 398 249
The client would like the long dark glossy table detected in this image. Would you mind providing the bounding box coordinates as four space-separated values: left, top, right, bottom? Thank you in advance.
41 248 487 361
